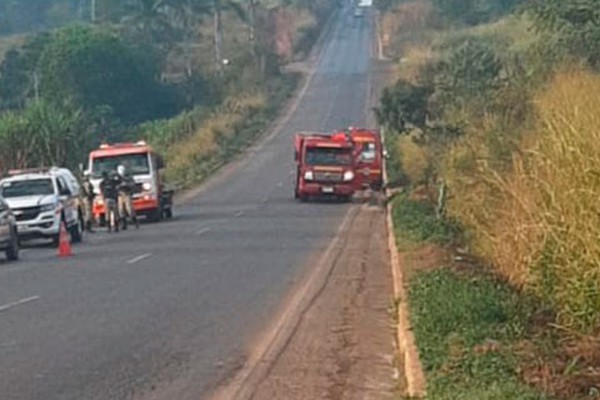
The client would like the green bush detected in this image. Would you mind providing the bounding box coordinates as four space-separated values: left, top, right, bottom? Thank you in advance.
0 100 90 172
431 0 525 27
529 0 600 68
376 80 431 134
392 194 461 245
409 269 546 400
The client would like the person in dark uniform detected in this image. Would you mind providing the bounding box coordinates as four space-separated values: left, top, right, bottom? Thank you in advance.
117 165 139 230
100 171 121 233
81 171 96 232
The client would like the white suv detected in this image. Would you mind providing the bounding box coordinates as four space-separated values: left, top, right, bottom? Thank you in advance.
0 167 83 246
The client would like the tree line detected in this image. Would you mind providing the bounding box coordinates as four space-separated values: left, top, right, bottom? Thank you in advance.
0 0 335 172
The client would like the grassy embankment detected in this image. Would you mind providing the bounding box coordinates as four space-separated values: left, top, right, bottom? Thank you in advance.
380 1 600 399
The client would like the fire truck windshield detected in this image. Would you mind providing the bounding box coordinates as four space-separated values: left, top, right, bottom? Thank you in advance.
305 147 352 166
358 142 377 162
92 153 150 177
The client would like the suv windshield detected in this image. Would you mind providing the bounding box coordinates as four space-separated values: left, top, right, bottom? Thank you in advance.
305 147 352 166
91 153 150 177
1 179 55 198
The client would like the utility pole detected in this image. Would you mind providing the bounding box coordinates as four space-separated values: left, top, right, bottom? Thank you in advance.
214 0 223 74
91 0 97 22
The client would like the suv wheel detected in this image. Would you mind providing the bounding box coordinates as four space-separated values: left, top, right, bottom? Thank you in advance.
6 229 19 261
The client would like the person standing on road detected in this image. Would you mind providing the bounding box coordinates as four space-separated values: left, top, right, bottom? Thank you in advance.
117 165 139 230
81 171 96 233
100 171 121 233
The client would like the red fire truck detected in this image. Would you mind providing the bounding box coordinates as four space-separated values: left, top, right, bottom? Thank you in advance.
345 127 384 191
294 132 356 202
87 141 173 223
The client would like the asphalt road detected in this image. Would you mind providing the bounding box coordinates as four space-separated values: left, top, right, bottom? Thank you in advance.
0 5 373 400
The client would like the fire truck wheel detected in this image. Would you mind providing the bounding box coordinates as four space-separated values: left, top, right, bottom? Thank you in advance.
149 208 163 223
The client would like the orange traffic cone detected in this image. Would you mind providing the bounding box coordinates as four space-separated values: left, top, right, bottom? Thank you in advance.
57 221 72 257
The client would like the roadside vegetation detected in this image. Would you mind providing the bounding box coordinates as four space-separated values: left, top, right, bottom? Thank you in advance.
0 0 336 187
378 0 600 398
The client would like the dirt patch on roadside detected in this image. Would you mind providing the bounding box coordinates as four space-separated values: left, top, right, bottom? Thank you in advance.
403 243 450 272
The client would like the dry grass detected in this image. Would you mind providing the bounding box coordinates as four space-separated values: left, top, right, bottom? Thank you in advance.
380 0 433 59
443 69 600 332
396 45 437 83
396 134 430 185
164 92 266 184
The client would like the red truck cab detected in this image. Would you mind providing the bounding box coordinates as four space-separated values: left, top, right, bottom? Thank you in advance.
87 141 173 223
294 132 356 202
345 127 383 191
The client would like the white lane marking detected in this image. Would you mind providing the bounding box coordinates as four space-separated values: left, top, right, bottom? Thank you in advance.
196 227 211 236
234 211 244 218
127 253 152 265
0 296 41 313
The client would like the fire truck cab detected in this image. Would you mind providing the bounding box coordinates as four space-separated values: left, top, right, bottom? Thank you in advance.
87 141 173 223
294 132 356 202
345 127 383 191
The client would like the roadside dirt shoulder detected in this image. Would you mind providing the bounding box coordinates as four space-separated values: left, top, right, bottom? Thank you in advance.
248 204 396 400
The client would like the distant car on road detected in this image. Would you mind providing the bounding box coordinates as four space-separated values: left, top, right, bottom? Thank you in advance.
0 167 83 246
0 195 19 261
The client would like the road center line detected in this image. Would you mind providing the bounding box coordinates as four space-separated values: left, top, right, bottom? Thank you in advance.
196 227 211 236
234 211 244 218
0 296 41 313
127 253 152 265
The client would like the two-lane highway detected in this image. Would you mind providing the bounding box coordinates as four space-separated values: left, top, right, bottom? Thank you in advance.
0 5 374 400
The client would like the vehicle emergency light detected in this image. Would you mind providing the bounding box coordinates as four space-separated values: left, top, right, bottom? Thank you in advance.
7 167 57 176
331 132 348 142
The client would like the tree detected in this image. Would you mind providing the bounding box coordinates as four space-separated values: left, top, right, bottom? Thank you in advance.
529 0 600 67
0 33 51 110
375 80 432 134
183 0 249 73
121 0 184 47
38 26 180 124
